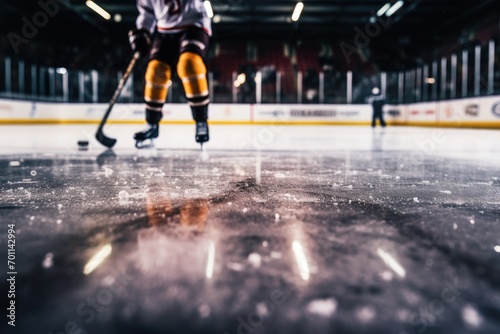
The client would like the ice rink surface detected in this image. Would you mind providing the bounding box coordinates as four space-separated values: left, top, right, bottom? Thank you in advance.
1 124 500 334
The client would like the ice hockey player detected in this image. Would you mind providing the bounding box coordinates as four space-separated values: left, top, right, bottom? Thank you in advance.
129 0 212 148
368 87 386 128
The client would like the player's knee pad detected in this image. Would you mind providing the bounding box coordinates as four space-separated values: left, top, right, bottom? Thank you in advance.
177 52 209 102
145 60 171 105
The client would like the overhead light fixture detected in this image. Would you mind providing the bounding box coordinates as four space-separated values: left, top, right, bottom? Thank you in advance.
386 1 404 17
114 13 122 23
237 73 246 85
291 2 304 22
254 71 262 84
377 3 391 17
204 1 214 19
86 1 111 21
56 67 67 75
234 73 246 88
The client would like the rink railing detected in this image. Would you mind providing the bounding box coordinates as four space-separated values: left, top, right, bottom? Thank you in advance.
0 39 498 104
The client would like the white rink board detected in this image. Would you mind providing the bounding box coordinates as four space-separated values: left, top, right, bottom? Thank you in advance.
1 96 500 128
387 96 500 127
406 102 439 122
437 97 500 124
0 101 250 123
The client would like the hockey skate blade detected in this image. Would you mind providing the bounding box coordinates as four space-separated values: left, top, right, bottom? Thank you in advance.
135 139 155 149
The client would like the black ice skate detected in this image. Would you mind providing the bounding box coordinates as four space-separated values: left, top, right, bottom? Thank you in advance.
134 123 159 149
195 122 209 149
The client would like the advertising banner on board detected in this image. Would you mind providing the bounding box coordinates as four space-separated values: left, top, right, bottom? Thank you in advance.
253 104 371 123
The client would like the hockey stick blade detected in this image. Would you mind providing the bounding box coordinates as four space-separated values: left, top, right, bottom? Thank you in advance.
96 131 117 148
95 52 140 148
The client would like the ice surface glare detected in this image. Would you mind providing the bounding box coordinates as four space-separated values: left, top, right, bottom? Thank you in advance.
376 248 406 278
200 150 209 161
292 241 310 281
256 155 262 184
306 298 338 317
42 253 54 269
205 242 216 279
356 305 377 323
256 302 270 317
248 253 262 268
83 244 112 275
199 304 211 318
1 126 500 161
462 305 482 327
2 124 500 333
119 191 130 199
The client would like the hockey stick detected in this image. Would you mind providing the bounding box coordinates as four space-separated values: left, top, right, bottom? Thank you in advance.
95 51 141 148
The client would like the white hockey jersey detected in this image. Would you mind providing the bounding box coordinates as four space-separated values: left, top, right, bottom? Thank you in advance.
136 0 212 35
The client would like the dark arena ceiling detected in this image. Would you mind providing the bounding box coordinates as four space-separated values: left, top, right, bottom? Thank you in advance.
0 0 499 67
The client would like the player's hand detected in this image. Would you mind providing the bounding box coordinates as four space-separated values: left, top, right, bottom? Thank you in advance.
128 29 151 57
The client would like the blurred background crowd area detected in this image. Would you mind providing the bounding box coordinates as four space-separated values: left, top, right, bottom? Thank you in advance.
0 0 499 104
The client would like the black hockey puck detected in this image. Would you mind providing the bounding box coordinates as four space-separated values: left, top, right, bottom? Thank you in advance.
77 140 89 147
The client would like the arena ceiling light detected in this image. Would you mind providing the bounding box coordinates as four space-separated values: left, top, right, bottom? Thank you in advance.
86 0 111 21
291 2 304 22
376 3 391 17
386 1 405 17
213 15 222 24
204 1 214 19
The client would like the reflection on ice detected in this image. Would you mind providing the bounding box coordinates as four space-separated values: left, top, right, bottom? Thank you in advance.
42 253 54 269
292 241 310 281
205 241 216 279
376 248 406 278
306 298 338 317
462 304 483 328
83 244 113 275
248 252 262 268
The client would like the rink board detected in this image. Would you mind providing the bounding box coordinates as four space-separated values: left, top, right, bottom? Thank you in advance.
1 96 500 128
385 96 500 128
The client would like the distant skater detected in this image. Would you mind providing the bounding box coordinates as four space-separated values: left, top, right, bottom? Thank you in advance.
368 87 386 128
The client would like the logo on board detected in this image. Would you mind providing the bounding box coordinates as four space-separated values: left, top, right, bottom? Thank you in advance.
492 103 500 118
465 104 479 117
